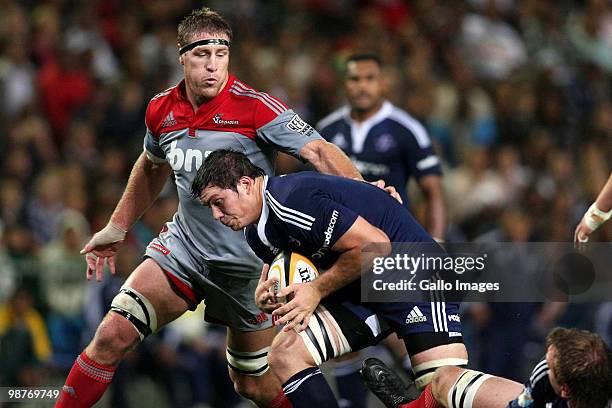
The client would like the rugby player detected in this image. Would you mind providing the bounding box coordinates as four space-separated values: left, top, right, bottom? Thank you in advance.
361 327 612 408
318 54 445 240
56 7 376 408
191 150 469 408
318 53 447 406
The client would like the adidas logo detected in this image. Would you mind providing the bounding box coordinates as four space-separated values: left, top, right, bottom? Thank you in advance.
161 111 177 128
405 306 427 324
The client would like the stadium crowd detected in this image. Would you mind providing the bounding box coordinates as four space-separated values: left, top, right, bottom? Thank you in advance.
0 0 610 406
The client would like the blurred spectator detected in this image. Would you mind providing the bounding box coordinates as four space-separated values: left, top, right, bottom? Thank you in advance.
0 35 36 118
0 226 17 304
0 286 51 386
459 1 527 80
38 44 94 144
566 0 612 73
40 209 90 368
445 146 508 230
26 168 65 245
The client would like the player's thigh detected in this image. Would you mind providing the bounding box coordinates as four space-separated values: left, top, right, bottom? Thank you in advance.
227 325 277 352
292 303 391 367
410 343 468 367
122 257 190 327
471 376 522 408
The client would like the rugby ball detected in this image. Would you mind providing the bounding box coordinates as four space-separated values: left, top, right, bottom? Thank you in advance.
267 251 319 303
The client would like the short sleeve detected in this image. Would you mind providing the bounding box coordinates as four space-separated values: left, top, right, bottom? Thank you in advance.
143 127 166 162
256 110 324 160
401 125 442 180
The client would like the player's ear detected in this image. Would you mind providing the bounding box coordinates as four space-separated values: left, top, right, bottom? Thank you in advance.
380 74 389 93
178 44 184 65
238 176 253 193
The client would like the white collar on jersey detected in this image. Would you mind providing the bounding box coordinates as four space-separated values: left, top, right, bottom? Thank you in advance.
256 176 274 250
344 100 393 154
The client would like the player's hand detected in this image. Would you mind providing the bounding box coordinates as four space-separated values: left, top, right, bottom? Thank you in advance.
365 179 403 204
574 217 593 248
255 264 283 313
273 282 321 333
80 222 127 282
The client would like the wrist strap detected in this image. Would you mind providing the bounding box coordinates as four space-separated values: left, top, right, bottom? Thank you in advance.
584 202 612 231
109 222 128 235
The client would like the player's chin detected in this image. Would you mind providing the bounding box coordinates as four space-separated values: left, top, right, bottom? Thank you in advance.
354 100 373 111
228 221 243 230
197 85 220 98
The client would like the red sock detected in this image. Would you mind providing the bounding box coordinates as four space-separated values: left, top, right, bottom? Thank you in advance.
398 384 441 408
55 352 117 408
268 389 293 408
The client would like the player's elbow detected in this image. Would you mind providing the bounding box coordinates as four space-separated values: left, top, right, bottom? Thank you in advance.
299 139 333 167
370 228 392 257
419 175 444 199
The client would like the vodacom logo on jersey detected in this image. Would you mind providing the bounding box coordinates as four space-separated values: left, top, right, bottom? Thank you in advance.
167 141 212 172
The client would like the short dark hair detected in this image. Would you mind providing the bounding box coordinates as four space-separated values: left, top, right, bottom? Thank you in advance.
191 150 266 200
177 8 232 47
547 327 612 408
346 53 382 68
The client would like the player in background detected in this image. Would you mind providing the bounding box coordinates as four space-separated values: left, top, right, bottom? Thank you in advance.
575 172 612 243
191 150 469 408
318 53 447 407
361 327 612 408
318 54 446 241
56 8 376 408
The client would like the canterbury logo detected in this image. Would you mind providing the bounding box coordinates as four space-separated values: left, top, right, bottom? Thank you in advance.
161 111 177 128
213 113 239 125
406 306 427 324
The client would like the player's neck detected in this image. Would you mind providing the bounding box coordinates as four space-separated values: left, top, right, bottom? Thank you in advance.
185 76 229 111
350 101 384 124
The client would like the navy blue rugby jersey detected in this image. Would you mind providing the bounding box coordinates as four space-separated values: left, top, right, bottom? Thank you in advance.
508 359 568 408
317 101 442 207
244 172 435 269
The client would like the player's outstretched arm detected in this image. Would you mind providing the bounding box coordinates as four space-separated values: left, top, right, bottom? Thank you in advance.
575 172 612 243
81 152 171 281
299 139 362 179
300 140 403 203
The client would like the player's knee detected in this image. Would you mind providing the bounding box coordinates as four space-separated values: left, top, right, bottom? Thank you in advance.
432 366 462 402
89 314 139 365
445 369 492 408
230 372 262 401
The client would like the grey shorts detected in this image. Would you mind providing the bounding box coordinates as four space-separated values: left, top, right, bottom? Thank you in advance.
144 233 273 332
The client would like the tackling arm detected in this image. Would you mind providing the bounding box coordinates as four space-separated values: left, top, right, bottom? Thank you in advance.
299 139 363 180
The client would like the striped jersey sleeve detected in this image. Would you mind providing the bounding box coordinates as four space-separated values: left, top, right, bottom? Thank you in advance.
228 80 324 159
